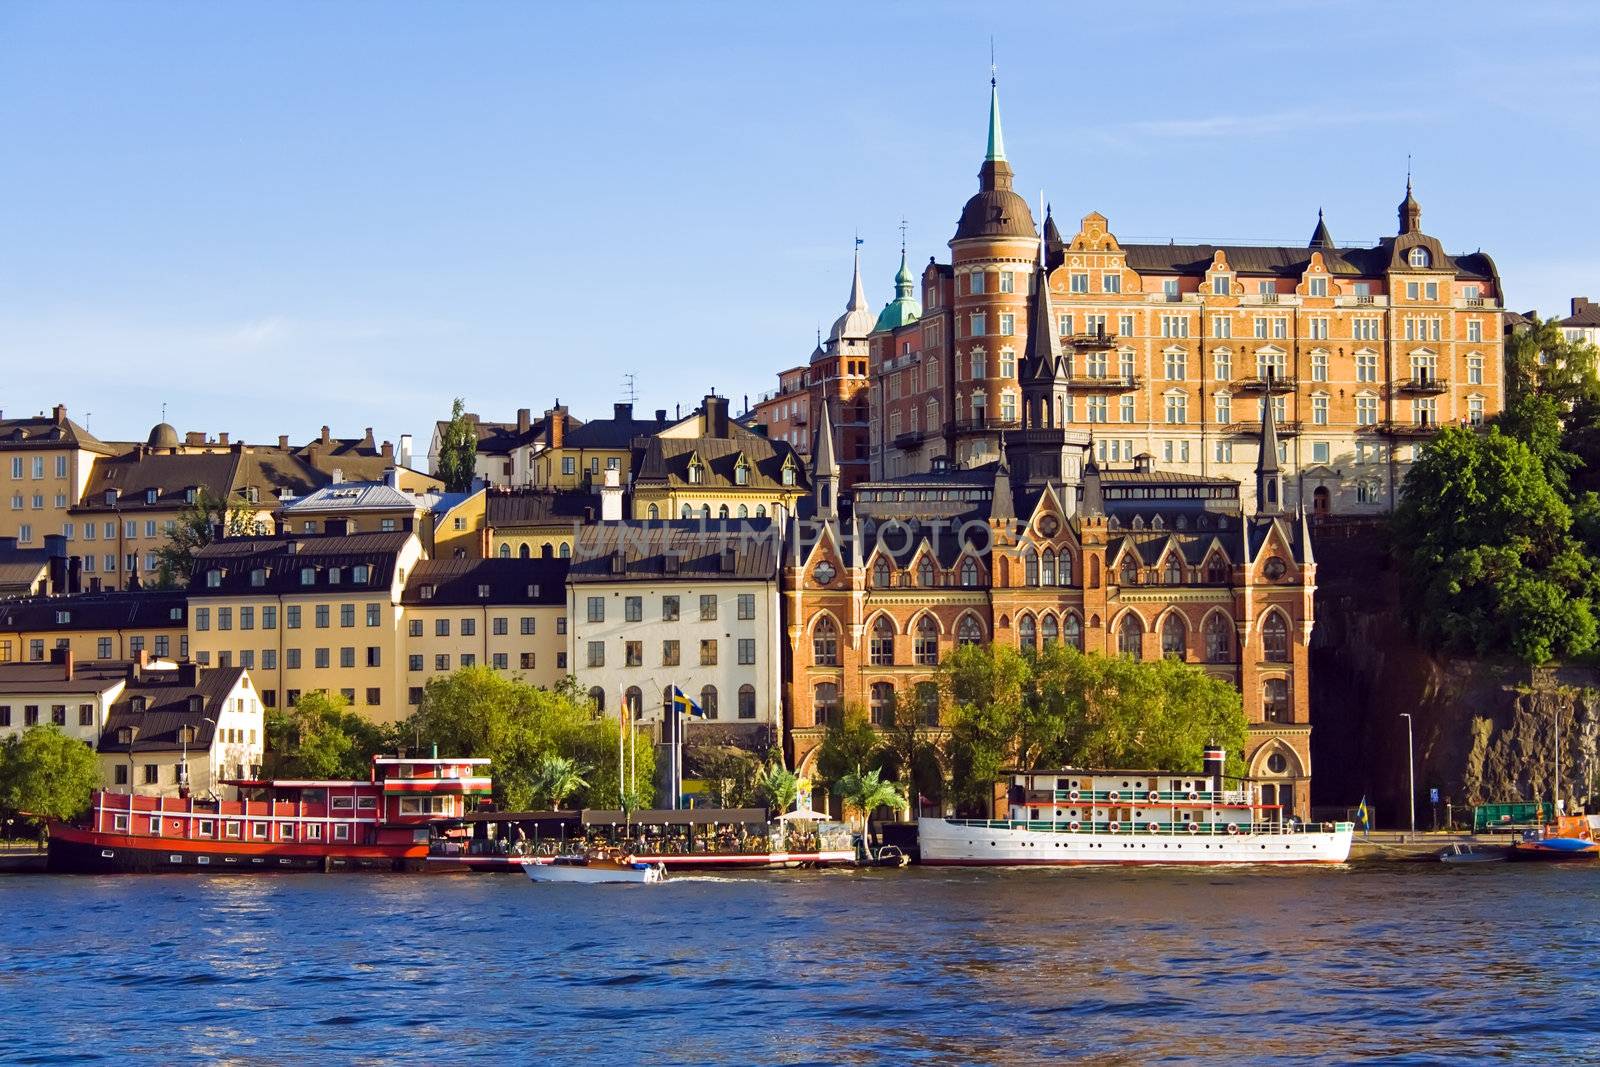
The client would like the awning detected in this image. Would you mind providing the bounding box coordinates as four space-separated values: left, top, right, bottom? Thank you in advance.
581 807 769 827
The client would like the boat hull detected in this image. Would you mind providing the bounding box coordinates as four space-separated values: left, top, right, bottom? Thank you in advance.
524 859 663 884
47 825 424 874
916 817 1352 865
1510 840 1599 862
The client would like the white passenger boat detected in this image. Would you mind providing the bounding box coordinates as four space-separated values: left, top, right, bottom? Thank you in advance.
918 750 1353 866
523 851 665 884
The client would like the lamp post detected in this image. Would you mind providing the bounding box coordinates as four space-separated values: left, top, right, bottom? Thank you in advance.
1399 713 1416 840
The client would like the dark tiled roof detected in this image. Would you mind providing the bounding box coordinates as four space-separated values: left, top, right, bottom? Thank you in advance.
401 558 568 606
569 521 779 582
0 591 188 632
1121 241 1495 282
97 665 247 753
564 414 672 451
188 531 412 595
634 432 807 492
1560 300 1600 328
73 448 326 514
0 413 117 455
485 489 599 527
0 659 137 695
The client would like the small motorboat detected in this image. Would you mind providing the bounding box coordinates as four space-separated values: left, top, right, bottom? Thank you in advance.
1510 815 1599 862
523 850 665 884
1439 843 1507 865
866 845 910 869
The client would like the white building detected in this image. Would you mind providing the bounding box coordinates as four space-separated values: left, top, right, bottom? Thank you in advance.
1558 297 1600 347
95 662 265 798
0 651 130 746
566 522 783 741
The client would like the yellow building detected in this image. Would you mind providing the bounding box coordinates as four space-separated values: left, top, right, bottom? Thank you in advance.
631 395 809 521
399 557 570 709
0 590 189 664
0 405 117 548
532 403 672 491
485 488 598 561
277 478 479 559
186 531 423 724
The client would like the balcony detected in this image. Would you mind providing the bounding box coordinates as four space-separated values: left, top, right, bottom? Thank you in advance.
1376 419 1443 438
1396 375 1449 395
1231 376 1297 395
1223 419 1302 438
892 429 925 450
1066 374 1141 392
1066 330 1119 349
954 414 1022 432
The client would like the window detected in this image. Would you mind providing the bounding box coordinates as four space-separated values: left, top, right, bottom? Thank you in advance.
1164 393 1187 424
699 639 718 666
97 637 112 658
969 313 986 338
1120 554 1139 585
1161 614 1186 658
586 641 605 668
1119 314 1135 336
1312 441 1331 464
969 349 986 379
699 685 719 720
917 558 935 587
1468 355 1483 385
737 638 756 665
624 596 642 622
1160 315 1189 339
625 641 643 667
143 764 159 785
1262 612 1291 662
1164 351 1186 380
493 616 507 636
1468 396 1485 426
1310 351 1328 382
434 618 450 638
956 615 982 646
1356 395 1378 426
1215 392 1232 424
409 654 424 671
1408 247 1430 268
1117 614 1144 658
999 313 1015 336
813 682 840 726
195 608 210 632
1355 351 1378 383
699 594 717 621
1059 313 1073 335
960 558 978 586
1312 395 1329 426
869 616 896 666
737 593 755 620
520 616 535 635
586 596 605 623
1309 277 1328 298
1264 679 1292 723
913 615 939 665
659 595 680 622
813 617 839 665
661 639 680 667
1069 273 1088 294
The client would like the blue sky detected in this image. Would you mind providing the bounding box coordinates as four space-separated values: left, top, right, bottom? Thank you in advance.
3 1 1598 449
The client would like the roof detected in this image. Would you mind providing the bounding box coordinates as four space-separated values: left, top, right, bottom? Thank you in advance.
485 489 599 527
1120 240 1495 282
561 411 673 451
634 432 807 493
188 531 413 595
1560 298 1600 328
827 249 874 345
283 481 422 514
97 665 248 753
0 410 117 455
0 590 188 632
73 447 326 514
401 558 568 606
568 521 779 583
0 659 135 695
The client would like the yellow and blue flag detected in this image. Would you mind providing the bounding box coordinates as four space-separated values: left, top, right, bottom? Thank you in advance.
1355 796 1371 831
671 685 706 719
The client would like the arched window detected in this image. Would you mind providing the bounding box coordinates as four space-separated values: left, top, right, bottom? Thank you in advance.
589 687 606 712
1041 614 1059 648
1058 551 1073 586
624 686 643 720
1161 614 1187 658
1207 554 1229 583
1090 556 1101 588
755 505 767 518
647 504 660 520
498 543 511 558
1262 611 1290 662
559 543 571 559
718 504 729 519
1117 614 1144 659
1263 679 1291 722
813 682 840 726
1018 614 1037 653
870 682 894 725
737 684 756 720
700 685 719 720
917 558 935 587
687 459 704 484
872 559 891 588
1119 554 1139 585
812 616 839 666
518 543 530 559
1408 246 1430 268
540 542 553 559
1023 547 1039 586
700 504 711 520
735 460 750 486
869 616 896 666
1164 555 1183 585
1205 613 1232 663
960 558 979 587
1063 613 1083 650
1041 549 1056 586
957 615 983 646
915 615 940 665
738 504 749 518
681 504 694 519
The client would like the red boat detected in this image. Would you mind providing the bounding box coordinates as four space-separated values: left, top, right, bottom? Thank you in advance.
1510 814 1599 862
48 756 492 873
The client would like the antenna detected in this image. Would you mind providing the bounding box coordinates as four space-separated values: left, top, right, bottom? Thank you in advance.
898 217 907 256
1406 153 1412 190
621 373 638 405
160 402 167 422
990 37 996 87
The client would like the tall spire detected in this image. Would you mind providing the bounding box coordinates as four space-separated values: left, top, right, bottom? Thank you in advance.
1255 378 1283 515
847 239 866 311
812 397 840 522
1309 208 1334 249
1398 166 1421 235
986 68 1006 163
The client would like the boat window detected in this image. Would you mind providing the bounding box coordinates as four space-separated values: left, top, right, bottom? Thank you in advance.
331 796 355 811
334 824 351 841
356 797 377 810
112 814 128 832
225 821 241 838
280 824 296 840
305 824 323 840
252 822 269 839
148 817 161 835
197 820 214 837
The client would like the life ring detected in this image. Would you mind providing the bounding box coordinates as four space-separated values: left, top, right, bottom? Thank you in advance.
1068 789 1081 802
1147 790 1160 803
1226 823 1240 835
1068 820 1081 832
1147 822 1160 833
1186 790 1200 802
1108 790 1121 803
1108 821 1121 834
1186 822 1200 834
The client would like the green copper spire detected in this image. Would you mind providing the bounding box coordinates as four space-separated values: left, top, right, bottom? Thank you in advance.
986 75 1006 162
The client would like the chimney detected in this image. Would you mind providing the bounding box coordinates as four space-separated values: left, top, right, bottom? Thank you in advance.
218 432 230 446
1575 297 1593 316
321 425 331 444
274 519 288 536
613 402 633 422
89 576 102 593
361 427 375 449
67 555 82 594
656 409 667 422
398 434 413 468
278 434 290 450
517 408 531 434
600 467 623 521
381 440 394 462
53 404 67 424
49 645 74 678
331 467 344 484
546 406 567 450
704 394 730 439
135 647 149 668
185 431 206 446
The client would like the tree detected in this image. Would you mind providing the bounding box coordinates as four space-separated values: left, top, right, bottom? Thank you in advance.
1505 316 1600 408
686 743 760 808
835 768 906 845
753 762 799 814
265 691 392 780
0 726 101 826
1393 425 1597 664
436 397 479 493
941 642 1028 813
529 754 589 810
814 704 881 786
154 487 257 587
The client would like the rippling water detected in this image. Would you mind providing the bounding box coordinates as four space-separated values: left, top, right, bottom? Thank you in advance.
3 864 1598 1064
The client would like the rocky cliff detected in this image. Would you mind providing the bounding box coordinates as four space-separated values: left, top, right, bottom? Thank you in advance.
1309 519 1598 825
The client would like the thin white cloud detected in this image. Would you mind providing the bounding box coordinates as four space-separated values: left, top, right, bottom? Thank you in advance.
1112 108 1426 140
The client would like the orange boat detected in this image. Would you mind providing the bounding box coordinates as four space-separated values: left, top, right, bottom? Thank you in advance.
1510 814 1599 862
48 756 491 873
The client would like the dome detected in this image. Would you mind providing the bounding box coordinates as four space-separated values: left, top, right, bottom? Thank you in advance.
953 187 1037 241
147 422 179 448
828 305 875 344
874 250 922 331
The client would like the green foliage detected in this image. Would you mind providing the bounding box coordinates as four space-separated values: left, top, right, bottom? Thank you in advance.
436 397 479 494
937 643 1248 815
686 743 760 809
407 668 653 810
753 762 799 813
1505 316 1600 408
1394 425 1597 665
154 487 258 588
266 690 394 780
835 768 907 835
814 704 882 784
528 754 589 809
0 725 101 823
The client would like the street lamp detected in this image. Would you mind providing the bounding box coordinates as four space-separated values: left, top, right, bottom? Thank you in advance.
1399 713 1416 840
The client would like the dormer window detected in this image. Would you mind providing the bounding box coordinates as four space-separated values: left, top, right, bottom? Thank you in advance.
478 584 491 599
104 489 117 506
781 461 796 487
245 486 259 504
1308 277 1328 297
687 457 704 485
1408 247 1430 269
328 567 341 585
188 695 204 713
734 457 750 486
206 570 222 588
117 727 133 743
184 488 197 504
144 488 158 505
129 698 146 714
250 568 266 587
352 565 370 584
169 607 183 620
420 584 434 600
55 610 71 624
300 567 315 586
1211 274 1229 296
527 584 539 598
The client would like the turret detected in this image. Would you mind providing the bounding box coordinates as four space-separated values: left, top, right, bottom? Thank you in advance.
1255 374 1283 515
812 398 840 522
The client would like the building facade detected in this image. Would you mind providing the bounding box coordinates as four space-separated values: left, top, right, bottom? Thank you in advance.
0 590 189 665
95 662 264 797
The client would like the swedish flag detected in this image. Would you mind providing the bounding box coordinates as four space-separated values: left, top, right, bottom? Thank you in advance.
672 686 706 719
1355 796 1371 832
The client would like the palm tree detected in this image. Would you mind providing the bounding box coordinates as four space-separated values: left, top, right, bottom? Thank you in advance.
835 769 907 853
754 763 799 814
530 754 589 811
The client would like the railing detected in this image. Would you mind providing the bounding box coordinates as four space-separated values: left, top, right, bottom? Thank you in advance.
942 818 1351 836
954 415 1022 431
1258 293 1280 305
1066 375 1141 391
1223 419 1302 437
1396 376 1450 394
1231 376 1297 394
892 430 925 449
1376 419 1443 438
1066 331 1119 348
